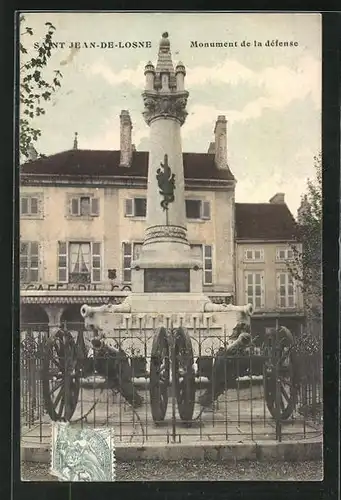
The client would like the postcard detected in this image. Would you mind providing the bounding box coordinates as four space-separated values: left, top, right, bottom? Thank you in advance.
19 12 322 482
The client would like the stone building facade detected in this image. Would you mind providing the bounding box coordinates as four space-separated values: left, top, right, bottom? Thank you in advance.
20 110 303 337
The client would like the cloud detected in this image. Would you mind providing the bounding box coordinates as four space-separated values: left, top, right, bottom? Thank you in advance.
89 60 145 87
88 55 320 137
235 174 308 216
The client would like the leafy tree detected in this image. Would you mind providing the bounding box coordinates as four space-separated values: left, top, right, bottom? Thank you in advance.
288 152 322 334
20 15 62 160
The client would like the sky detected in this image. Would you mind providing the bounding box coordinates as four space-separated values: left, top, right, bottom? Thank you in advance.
20 12 321 216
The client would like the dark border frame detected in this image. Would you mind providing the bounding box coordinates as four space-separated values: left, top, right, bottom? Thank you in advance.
1 6 339 500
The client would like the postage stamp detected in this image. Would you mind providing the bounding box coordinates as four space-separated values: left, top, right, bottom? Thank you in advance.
51 422 115 481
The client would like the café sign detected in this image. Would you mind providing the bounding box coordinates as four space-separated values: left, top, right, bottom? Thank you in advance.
21 283 132 292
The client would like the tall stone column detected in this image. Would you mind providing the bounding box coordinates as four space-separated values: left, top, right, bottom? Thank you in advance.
132 33 202 294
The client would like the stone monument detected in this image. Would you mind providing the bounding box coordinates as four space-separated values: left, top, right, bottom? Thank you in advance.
81 33 253 345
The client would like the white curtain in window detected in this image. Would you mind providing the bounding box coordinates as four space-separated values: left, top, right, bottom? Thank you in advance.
70 243 90 273
133 243 143 260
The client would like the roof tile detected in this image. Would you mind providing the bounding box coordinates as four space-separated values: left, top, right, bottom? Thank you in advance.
235 203 297 240
21 149 235 181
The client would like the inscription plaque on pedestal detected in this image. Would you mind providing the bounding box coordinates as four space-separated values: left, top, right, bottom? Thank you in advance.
144 268 190 293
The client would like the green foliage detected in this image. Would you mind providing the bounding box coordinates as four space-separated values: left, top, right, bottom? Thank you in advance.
288 153 322 323
20 16 62 159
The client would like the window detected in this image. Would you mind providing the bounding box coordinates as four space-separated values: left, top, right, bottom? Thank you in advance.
190 244 213 285
277 272 296 308
20 195 41 217
185 200 210 220
276 247 294 261
20 241 39 282
57 241 102 283
125 198 147 217
244 248 264 262
122 242 143 283
244 272 265 309
69 196 99 217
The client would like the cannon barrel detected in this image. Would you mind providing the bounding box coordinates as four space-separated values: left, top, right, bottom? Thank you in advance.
80 301 131 319
204 302 253 316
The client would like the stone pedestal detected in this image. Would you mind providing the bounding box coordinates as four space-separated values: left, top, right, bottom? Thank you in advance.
132 33 202 295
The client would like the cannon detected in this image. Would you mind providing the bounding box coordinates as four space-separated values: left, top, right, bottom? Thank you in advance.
41 303 299 424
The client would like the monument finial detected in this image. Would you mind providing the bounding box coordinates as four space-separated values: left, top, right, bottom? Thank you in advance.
159 31 170 53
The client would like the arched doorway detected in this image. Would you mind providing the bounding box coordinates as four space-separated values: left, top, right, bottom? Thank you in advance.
20 304 49 341
60 304 85 332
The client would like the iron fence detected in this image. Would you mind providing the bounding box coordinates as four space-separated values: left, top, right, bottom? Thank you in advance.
20 321 323 446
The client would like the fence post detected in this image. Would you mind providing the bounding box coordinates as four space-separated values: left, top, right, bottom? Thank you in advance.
170 324 177 444
275 318 282 442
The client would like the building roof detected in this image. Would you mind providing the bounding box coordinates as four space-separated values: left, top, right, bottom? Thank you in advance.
21 149 235 181
235 203 297 241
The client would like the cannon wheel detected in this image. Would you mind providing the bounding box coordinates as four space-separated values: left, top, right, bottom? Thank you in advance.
263 327 297 420
174 327 195 424
42 330 81 421
150 327 170 423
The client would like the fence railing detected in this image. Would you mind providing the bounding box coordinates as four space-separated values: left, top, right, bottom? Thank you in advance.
20 322 323 445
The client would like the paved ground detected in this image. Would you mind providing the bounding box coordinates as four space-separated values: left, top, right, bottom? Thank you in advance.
21 385 322 446
21 459 323 481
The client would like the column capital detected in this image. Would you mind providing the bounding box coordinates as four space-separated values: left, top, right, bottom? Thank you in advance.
142 90 189 126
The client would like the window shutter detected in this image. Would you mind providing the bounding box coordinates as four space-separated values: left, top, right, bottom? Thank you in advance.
261 274 265 307
125 199 133 217
92 242 101 282
21 197 28 215
30 197 38 214
20 242 29 282
58 241 68 283
29 242 39 282
276 273 281 307
203 244 213 284
70 198 80 216
244 273 249 305
202 201 211 220
122 242 132 282
293 277 297 307
91 198 99 216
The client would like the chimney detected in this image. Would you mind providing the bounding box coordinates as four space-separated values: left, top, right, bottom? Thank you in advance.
119 110 133 167
269 193 285 204
214 115 227 169
207 142 215 154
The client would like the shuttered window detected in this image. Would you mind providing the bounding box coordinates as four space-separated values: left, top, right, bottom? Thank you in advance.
277 272 296 308
276 247 294 261
69 196 100 217
124 198 147 217
57 241 102 283
244 272 265 309
244 248 264 262
20 196 39 216
190 244 213 285
122 242 143 283
185 200 211 220
20 241 39 282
